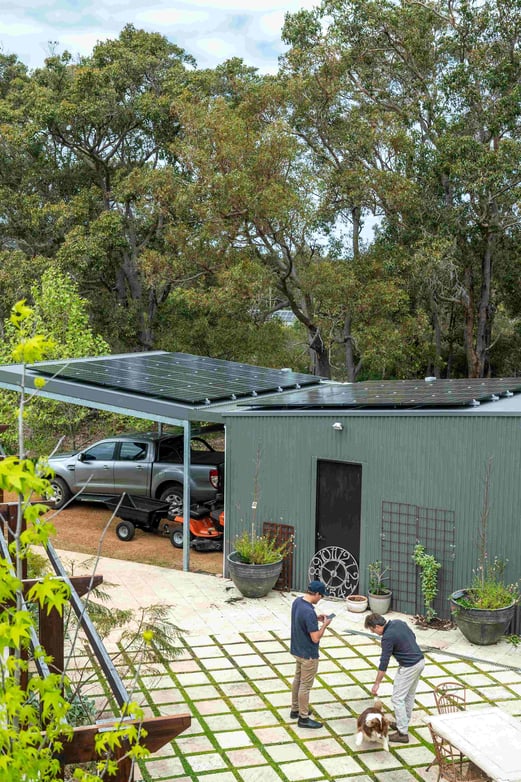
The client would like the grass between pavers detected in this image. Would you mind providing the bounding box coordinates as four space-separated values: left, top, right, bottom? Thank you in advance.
107 628 521 782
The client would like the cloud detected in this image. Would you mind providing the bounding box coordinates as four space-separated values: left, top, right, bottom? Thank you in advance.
133 9 210 27
0 0 319 72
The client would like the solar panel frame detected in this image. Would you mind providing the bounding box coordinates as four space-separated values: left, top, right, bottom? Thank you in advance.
29 352 321 406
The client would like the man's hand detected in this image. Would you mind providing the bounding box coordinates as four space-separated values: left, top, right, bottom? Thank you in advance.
317 614 326 622
322 616 332 627
371 683 379 696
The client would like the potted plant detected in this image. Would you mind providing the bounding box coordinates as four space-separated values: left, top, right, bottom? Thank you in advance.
367 560 392 614
227 524 291 598
346 594 368 613
450 459 520 645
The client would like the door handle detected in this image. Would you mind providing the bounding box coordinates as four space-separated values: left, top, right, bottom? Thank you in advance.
135 465 143 470
316 533 325 541
103 465 110 470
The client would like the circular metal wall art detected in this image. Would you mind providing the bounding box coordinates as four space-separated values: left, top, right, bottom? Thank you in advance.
308 546 360 599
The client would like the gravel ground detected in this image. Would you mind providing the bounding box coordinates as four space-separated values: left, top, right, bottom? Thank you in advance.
46 501 223 575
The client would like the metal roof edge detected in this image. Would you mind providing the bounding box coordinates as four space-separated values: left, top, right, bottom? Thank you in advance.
222 406 521 418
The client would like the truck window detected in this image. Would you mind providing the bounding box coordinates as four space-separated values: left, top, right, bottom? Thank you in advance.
83 442 116 461
158 439 182 462
119 442 148 461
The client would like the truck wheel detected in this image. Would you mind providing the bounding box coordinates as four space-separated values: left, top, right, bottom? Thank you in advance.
159 484 183 514
116 521 135 541
49 477 72 509
170 528 185 548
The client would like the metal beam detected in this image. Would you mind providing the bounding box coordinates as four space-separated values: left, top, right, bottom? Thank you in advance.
183 420 191 572
45 540 129 708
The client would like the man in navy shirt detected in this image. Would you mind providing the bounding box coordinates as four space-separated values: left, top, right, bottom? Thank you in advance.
290 580 332 729
364 613 425 743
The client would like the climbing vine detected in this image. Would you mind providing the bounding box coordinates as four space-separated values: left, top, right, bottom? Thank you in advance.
412 543 442 622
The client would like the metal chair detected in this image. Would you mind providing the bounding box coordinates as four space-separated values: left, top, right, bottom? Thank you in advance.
428 725 490 781
434 681 467 713
426 682 468 774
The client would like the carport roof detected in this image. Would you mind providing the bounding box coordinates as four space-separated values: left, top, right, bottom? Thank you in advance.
0 351 321 425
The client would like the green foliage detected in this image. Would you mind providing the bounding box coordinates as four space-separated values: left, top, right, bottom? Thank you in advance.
368 561 391 596
0 299 165 781
0 270 110 454
457 557 520 610
233 525 291 565
3 10 521 380
412 543 442 622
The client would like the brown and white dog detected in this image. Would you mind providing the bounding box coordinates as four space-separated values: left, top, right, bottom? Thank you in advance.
355 700 391 752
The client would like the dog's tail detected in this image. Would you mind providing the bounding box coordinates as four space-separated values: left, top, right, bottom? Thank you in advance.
373 698 384 710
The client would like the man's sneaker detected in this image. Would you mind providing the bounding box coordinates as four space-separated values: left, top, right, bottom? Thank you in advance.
297 716 323 729
389 731 409 743
389 720 397 730
290 707 313 719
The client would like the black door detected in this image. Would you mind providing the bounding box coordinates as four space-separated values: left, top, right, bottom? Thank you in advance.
311 460 362 597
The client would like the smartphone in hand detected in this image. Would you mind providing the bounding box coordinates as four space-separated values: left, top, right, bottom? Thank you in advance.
327 613 336 620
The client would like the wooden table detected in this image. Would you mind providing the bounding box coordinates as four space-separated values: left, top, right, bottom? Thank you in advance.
429 707 521 782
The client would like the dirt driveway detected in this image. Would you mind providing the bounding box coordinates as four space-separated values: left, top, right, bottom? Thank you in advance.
46 502 223 575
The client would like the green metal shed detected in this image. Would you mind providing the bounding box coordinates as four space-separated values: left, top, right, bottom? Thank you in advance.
223 379 521 619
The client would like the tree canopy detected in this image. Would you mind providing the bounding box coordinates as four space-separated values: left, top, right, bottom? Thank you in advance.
1 6 521 382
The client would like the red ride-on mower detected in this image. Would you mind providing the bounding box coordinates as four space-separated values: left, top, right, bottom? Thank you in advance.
169 502 223 551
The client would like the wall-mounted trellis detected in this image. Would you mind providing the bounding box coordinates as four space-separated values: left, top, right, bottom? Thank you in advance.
263 521 295 591
381 501 455 619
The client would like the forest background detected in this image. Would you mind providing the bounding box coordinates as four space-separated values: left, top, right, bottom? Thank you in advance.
1 0 521 452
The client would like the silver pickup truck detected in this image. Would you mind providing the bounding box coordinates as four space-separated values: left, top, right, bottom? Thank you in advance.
47 430 224 510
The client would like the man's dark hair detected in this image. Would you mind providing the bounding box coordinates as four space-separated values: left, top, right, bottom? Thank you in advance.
364 613 386 630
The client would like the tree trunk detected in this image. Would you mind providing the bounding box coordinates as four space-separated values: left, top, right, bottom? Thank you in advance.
463 235 494 378
430 294 442 378
475 235 494 378
344 314 362 382
308 325 331 378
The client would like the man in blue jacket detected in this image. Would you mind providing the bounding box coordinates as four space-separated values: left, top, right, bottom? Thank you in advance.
290 580 332 729
364 613 425 743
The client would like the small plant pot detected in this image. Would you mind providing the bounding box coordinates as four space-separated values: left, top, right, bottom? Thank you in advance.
368 590 392 614
346 594 368 613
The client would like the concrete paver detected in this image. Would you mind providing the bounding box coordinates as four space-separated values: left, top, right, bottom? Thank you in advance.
56 549 521 781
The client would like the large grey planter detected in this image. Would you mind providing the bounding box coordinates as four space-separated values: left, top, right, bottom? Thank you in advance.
449 591 516 645
368 590 392 615
227 551 283 598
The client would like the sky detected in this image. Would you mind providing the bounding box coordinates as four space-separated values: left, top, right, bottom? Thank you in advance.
0 0 319 73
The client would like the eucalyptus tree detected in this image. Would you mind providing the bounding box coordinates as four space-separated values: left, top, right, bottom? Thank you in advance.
0 52 64 323
282 0 521 377
167 59 339 375
24 25 196 350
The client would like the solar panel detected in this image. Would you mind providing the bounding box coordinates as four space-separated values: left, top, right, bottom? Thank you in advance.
244 378 521 410
29 352 320 406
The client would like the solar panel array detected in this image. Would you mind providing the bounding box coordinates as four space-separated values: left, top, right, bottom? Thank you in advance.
245 378 521 410
29 353 320 406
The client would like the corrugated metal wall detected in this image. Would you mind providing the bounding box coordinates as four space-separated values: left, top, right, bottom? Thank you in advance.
223 412 521 608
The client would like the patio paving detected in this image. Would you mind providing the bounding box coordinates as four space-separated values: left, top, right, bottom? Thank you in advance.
59 549 521 781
